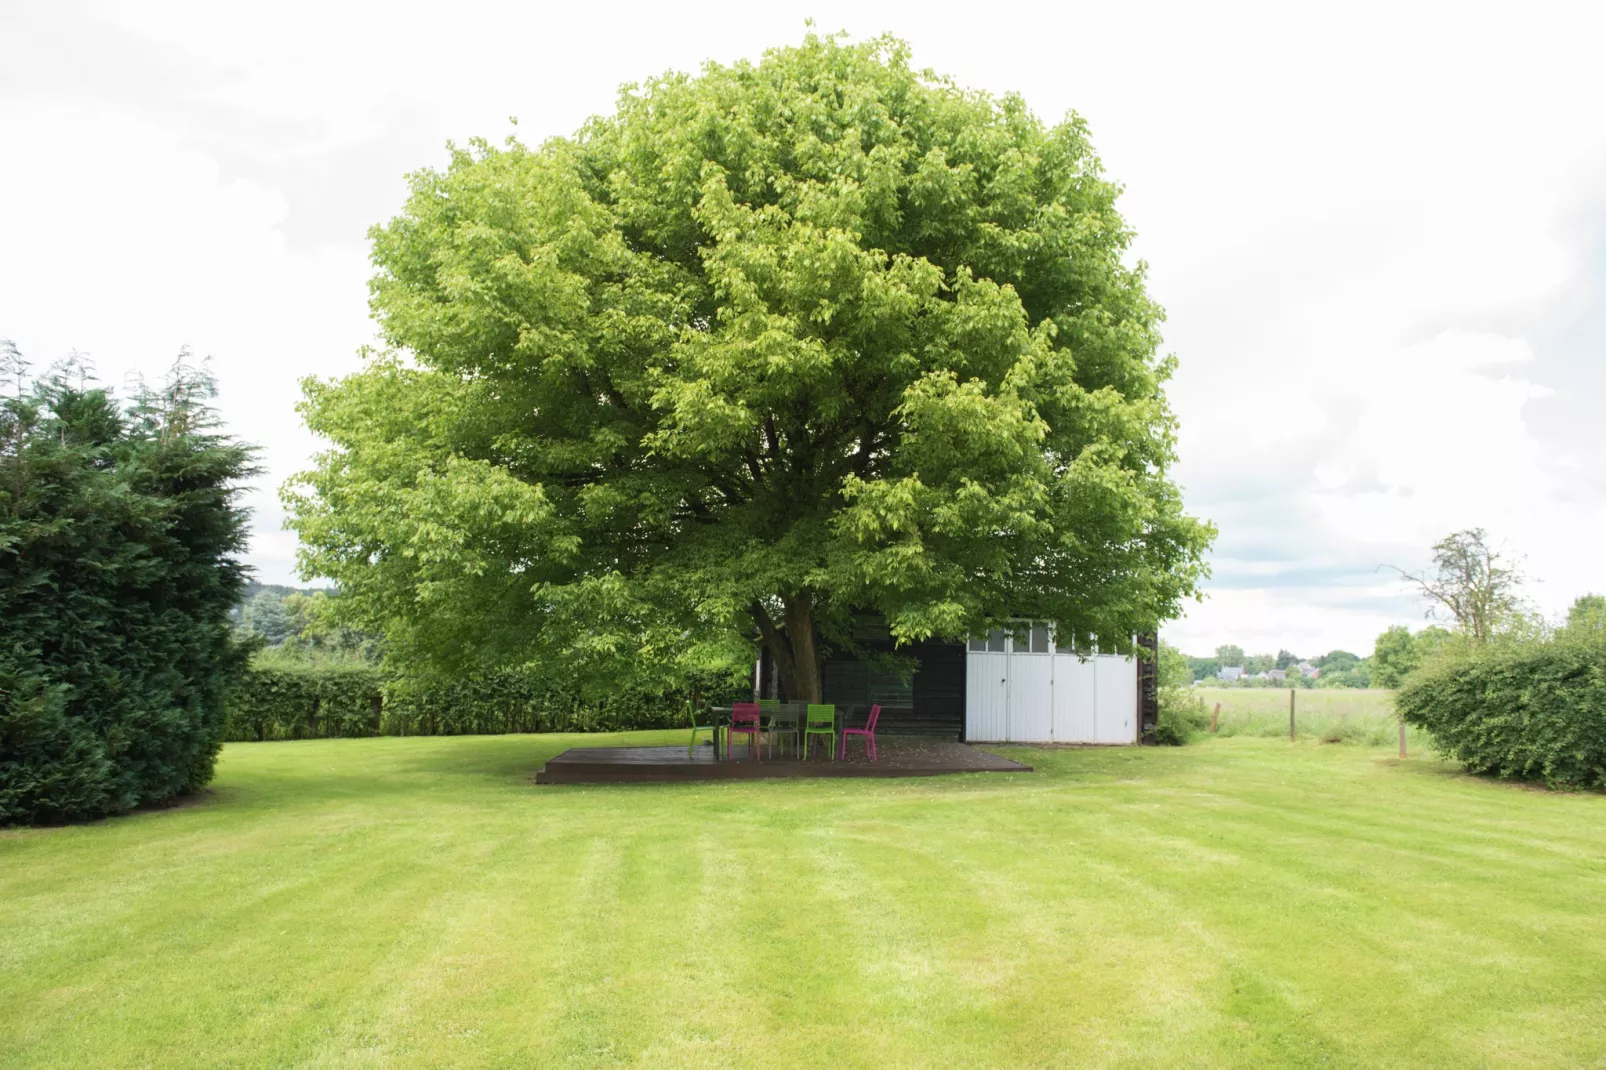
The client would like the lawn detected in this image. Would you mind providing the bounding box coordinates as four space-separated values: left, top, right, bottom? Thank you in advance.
3 733 1605 1068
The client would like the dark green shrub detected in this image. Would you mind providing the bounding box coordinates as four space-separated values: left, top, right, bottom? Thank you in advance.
1396 637 1606 788
0 362 254 824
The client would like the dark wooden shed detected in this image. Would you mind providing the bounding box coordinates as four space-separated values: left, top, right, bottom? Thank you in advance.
756 617 967 738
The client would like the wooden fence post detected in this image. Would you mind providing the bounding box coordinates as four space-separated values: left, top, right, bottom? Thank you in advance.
1289 688 1296 742
1210 702 1220 734
1399 719 1407 759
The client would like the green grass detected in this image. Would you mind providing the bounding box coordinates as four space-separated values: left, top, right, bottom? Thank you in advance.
3 732 1605 1068
1191 687 1428 747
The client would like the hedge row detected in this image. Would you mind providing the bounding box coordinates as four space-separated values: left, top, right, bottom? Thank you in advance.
1396 638 1606 789
223 661 732 741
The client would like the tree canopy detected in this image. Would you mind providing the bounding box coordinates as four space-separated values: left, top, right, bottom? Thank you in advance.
287 34 1213 699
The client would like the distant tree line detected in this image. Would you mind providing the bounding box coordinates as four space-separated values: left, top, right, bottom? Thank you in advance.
1179 531 1600 694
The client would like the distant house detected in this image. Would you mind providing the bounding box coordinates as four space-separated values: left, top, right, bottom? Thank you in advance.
1297 661 1319 679
1217 666 1245 681
1266 668 1287 682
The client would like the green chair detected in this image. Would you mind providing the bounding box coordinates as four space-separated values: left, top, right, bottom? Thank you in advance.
764 703 801 758
801 703 837 760
686 701 719 758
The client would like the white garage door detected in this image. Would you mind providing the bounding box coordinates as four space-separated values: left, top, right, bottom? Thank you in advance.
965 623 1137 744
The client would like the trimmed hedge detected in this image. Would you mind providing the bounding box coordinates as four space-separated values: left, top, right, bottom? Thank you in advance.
223 661 727 741
1396 639 1606 789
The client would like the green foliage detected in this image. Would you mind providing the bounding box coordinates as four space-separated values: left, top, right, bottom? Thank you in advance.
1312 649 1356 669
225 658 385 741
1566 594 1606 638
238 589 292 645
1396 636 1606 788
1158 641 1193 690
1151 640 1204 744
0 356 255 824
1370 624 1451 689
1315 662 1372 689
1214 644 1245 666
1153 687 1207 745
222 654 742 741
285 32 1213 702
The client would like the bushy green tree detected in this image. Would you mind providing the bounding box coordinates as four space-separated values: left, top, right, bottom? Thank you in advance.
240 589 292 645
1314 650 1371 688
1158 641 1192 690
0 355 254 824
1370 624 1450 689
1245 653 1276 675
1214 644 1246 667
1566 594 1606 638
1313 649 1359 672
286 34 1213 699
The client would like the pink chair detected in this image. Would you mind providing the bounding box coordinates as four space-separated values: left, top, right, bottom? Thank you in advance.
840 704 881 760
728 702 763 761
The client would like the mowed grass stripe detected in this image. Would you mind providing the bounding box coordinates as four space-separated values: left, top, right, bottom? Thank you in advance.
3 732 1606 1068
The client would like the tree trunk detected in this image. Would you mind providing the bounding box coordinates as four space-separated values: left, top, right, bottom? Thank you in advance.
784 595 823 702
751 592 824 703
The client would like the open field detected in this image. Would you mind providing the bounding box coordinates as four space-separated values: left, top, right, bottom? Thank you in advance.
4 732 1605 1068
1190 687 1428 747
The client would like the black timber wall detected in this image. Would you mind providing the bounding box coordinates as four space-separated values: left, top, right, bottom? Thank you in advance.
758 631 966 739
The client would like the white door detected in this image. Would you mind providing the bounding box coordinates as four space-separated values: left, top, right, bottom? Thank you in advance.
964 630 1009 741
1051 650 1099 743
1095 655 1138 743
1007 623 1053 742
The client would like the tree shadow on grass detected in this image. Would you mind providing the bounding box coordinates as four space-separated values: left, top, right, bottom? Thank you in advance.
1380 754 1606 796
393 730 688 789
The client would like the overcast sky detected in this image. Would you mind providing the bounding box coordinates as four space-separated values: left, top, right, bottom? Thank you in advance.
3 0 1603 657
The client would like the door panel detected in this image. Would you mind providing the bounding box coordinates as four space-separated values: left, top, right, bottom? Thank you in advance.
1007 649 1053 742
965 651 1009 741
1051 653 1098 742
1095 655 1138 743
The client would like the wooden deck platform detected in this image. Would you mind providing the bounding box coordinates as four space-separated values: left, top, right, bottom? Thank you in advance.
534 738 1032 784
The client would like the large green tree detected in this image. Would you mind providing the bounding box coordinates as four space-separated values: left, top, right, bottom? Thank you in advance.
287 34 1213 700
